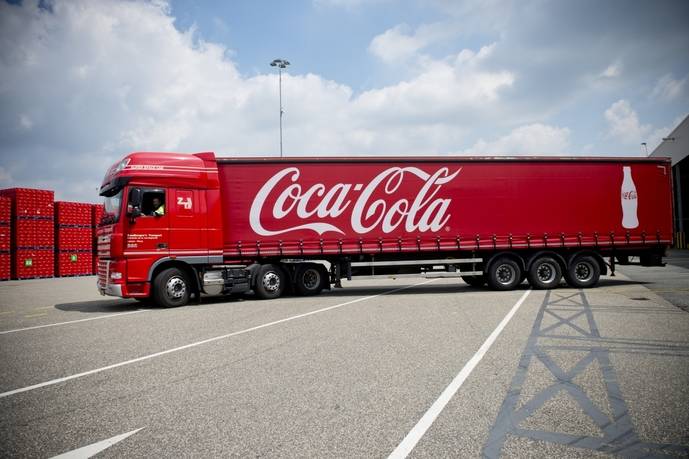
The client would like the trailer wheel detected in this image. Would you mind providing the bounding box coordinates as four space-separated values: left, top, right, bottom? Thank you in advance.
487 257 522 291
527 256 562 290
461 275 486 288
153 267 191 308
565 256 600 288
295 264 324 296
255 264 286 299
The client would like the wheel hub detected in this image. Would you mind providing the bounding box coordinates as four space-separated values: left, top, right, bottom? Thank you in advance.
496 264 515 285
302 269 320 290
537 263 555 283
575 262 592 281
166 277 186 299
263 272 281 292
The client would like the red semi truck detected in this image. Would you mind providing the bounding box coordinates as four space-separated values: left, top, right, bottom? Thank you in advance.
97 152 673 307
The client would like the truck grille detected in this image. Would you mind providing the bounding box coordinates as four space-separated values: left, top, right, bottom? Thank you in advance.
97 259 110 288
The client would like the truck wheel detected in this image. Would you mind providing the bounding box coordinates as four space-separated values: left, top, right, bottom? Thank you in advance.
527 256 562 290
461 275 486 288
565 256 600 288
153 267 190 308
255 264 286 299
295 264 324 296
487 257 522 291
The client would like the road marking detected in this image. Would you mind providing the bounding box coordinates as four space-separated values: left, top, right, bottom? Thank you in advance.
0 310 149 335
51 427 143 458
35 306 55 310
24 313 48 319
388 288 532 459
0 311 15 315
0 280 437 399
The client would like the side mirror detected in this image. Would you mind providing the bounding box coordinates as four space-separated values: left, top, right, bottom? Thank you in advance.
127 188 143 218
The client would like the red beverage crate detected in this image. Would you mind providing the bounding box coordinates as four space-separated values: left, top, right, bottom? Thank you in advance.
0 225 9 251
15 219 54 248
92 204 105 227
56 227 93 251
0 188 54 218
55 201 93 226
0 196 10 223
13 248 54 279
56 251 93 277
0 253 9 280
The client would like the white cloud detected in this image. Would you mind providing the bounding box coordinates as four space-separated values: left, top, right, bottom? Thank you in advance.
651 74 687 101
604 99 675 152
604 99 650 145
600 61 622 78
0 0 522 201
368 22 456 63
459 124 571 155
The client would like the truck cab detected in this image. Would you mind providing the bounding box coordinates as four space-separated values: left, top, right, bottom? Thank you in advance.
97 152 228 305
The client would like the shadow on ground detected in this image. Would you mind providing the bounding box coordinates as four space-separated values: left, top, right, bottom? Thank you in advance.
55 299 142 313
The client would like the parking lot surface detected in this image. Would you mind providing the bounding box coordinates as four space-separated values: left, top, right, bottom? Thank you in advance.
1 265 689 458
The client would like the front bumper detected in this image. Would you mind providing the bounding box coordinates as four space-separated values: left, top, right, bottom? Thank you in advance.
98 281 123 297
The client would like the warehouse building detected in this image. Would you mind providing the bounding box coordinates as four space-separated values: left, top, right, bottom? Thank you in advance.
651 114 689 248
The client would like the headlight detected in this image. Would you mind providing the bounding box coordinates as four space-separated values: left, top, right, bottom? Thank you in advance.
110 271 123 280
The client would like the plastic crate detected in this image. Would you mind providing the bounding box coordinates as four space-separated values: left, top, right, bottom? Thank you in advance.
14 219 54 248
0 196 10 224
0 253 9 280
0 188 54 218
56 251 93 277
56 226 93 251
55 201 93 226
13 248 54 279
0 225 9 251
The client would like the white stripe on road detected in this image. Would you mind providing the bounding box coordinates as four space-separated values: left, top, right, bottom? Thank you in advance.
51 428 143 458
0 310 150 335
0 279 437 399
388 288 532 459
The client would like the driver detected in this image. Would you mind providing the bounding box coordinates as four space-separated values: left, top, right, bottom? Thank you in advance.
151 196 165 216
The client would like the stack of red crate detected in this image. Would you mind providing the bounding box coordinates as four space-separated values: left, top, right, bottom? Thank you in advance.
55 202 94 276
92 204 105 274
0 197 10 280
0 188 54 279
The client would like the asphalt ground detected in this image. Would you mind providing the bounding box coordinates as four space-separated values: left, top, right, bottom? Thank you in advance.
1 262 688 458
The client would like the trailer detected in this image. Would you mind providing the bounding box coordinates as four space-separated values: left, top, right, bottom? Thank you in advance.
97 152 673 307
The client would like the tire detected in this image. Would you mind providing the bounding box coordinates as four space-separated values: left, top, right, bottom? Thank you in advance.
295 264 324 296
153 267 191 308
564 255 600 288
254 264 286 299
527 256 562 290
487 257 522 291
461 275 486 288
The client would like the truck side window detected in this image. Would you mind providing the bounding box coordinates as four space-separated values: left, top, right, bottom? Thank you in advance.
141 191 165 216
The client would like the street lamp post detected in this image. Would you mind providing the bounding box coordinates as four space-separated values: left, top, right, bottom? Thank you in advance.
270 58 290 158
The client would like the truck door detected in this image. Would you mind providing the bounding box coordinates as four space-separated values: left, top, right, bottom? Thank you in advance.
124 188 170 281
169 189 205 257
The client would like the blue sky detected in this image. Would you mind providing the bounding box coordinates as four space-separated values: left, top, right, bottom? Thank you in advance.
1 0 688 201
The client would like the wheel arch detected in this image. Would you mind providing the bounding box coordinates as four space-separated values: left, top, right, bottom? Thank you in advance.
148 258 201 295
484 251 526 273
525 251 567 272
566 250 608 276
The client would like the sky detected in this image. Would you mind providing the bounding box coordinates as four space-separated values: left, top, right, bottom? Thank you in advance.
1 0 688 202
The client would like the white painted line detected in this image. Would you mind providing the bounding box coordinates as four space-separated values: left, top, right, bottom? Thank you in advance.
0 310 150 335
51 427 143 458
388 288 532 459
0 279 437 399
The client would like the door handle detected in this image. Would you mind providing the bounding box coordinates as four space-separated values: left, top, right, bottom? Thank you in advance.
157 243 168 249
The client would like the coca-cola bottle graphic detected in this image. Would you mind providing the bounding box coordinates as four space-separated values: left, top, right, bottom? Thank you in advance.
621 166 638 229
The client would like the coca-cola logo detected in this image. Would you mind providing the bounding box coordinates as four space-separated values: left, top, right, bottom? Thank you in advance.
622 191 637 200
249 166 461 236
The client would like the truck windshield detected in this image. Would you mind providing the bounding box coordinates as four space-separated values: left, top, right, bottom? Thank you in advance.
102 188 123 224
